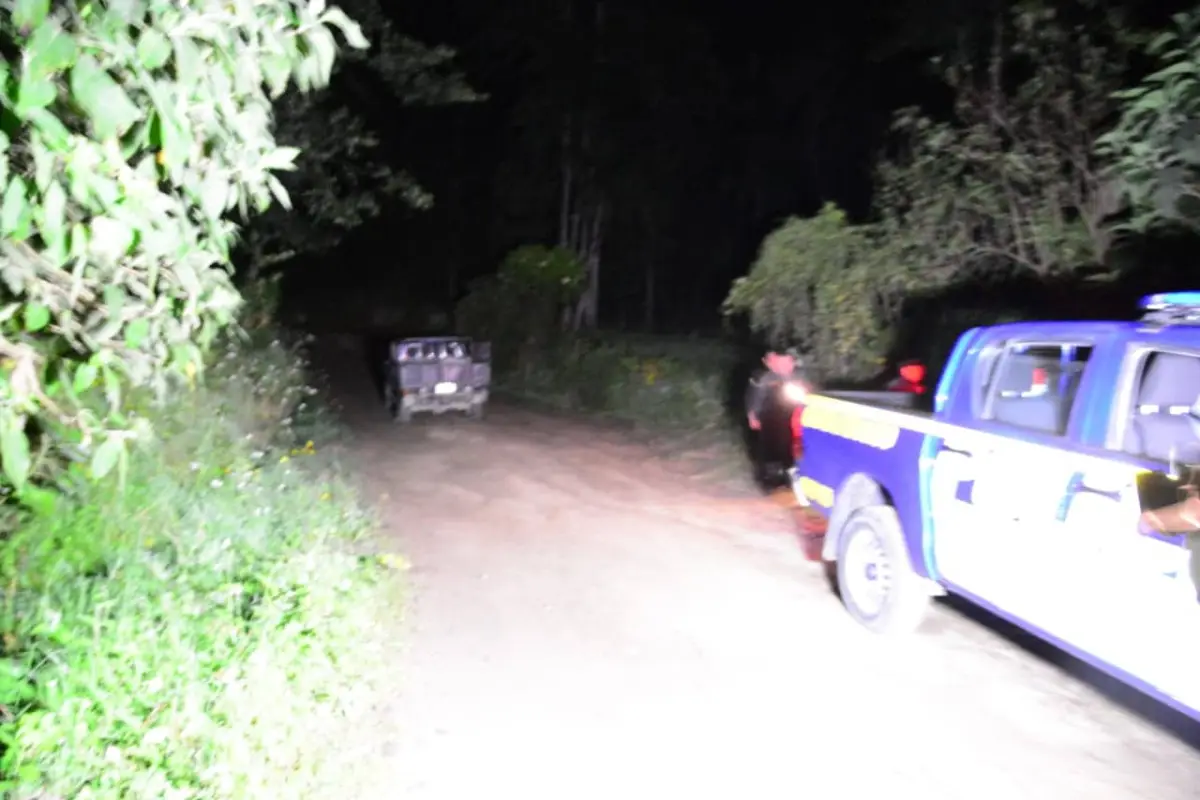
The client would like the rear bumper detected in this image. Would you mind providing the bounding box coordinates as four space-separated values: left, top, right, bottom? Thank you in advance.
402 389 488 412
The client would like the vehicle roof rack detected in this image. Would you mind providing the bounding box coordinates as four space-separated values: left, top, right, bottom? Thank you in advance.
1139 291 1200 326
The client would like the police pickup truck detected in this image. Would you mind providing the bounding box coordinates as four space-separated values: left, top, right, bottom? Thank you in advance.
791 291 1200 721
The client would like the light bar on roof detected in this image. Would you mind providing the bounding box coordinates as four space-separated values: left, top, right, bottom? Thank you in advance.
1140 291 1200 311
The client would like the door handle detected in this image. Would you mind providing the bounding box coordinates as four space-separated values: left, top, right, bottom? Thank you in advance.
936 442 973 458
1058 472 1124 524
1066 473 1122 502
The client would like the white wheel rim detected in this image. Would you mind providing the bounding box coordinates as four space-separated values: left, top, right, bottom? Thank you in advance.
843 527 892 619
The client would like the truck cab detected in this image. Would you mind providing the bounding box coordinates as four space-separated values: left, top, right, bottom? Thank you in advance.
793 292 1200 721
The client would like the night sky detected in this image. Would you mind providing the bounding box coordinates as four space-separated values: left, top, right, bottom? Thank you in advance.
280 0 1191 333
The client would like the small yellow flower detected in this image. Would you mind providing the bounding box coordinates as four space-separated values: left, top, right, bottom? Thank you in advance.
376 553 410 571
642 360 660 386
279 455 289 463
319 491 331 501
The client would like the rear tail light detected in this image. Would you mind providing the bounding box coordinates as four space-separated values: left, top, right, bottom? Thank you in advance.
791 405 805 459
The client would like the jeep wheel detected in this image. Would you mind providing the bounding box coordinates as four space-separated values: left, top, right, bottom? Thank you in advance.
383 384 397 416
836 505 930 635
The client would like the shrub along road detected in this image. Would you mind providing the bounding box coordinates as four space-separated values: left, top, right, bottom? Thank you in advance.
319 338 1200 800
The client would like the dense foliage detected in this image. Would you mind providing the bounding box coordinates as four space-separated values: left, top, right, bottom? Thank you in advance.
1099 8 1200 234
724 204 901 380
497 332 738 432
724 0 1175 380
238 0 479 275
0 0 374 500
0 2 437 794
0 322 406 798
455 244 585 370
881 0 1130 279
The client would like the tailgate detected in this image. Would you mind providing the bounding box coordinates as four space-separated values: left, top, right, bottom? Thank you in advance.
440 360 469 386
399 362 439 389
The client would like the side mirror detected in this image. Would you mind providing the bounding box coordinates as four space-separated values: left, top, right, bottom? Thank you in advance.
474 341 492 362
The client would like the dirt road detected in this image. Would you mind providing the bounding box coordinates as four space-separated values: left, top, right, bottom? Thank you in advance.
323 342 1200 800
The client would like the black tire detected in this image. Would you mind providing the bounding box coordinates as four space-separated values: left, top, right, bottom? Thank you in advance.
468 403 485 421
383 384 398 416
835 505 931 635
397 405 412 424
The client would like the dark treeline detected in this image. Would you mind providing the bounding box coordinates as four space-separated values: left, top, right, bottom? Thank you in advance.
280 0 1198 334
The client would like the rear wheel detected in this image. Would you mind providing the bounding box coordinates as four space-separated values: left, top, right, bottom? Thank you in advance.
383 384 398 415
468 403 485 421
836 505 931 635
396 404 412 424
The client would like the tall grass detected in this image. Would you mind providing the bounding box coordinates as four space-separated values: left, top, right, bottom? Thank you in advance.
497 333 744 431
0 329 404 799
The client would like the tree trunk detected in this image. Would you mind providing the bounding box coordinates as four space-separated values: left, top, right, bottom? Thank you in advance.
570 198 603 330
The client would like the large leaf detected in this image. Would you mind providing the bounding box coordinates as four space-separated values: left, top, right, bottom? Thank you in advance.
1 177 30 239
89 216 135 262
0 411 31 490
136 29 172 70
12 0 49 30
89 435 122 479
15 70 56 117
39 180 66 250
24 304 50 332
321 8 371 49
26 19 76 73
70 55 142 140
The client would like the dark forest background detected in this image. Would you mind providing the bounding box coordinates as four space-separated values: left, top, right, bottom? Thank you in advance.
275 0 1197 338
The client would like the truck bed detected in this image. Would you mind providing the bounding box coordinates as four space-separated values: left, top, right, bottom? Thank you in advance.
822 389 932 415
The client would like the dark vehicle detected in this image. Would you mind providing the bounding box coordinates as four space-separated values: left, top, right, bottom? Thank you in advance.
382 336 491 423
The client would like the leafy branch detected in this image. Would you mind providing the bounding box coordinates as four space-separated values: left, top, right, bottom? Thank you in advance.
0 0 369 497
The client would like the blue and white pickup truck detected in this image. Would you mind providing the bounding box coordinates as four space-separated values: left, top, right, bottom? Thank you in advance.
791 291 1200 721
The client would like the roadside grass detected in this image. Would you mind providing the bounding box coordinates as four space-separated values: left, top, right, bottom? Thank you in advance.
496 333 744 429
495 332 759 486
0 329 405 799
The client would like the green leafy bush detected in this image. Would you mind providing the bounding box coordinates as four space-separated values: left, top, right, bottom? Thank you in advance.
0 329 404 799
0 0 367 494
1099 7 1200 234
456 244 585 371
724 2 1137 382
496 334 733 431
724 203 901 381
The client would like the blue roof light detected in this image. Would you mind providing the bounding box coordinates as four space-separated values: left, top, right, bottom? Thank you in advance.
1140 291 1200 311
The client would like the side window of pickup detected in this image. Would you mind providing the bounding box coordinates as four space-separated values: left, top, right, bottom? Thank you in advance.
1120 349 1200 464
977 342 1094 436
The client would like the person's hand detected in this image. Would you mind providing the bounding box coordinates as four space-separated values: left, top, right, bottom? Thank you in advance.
747 413 761 430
